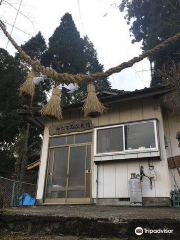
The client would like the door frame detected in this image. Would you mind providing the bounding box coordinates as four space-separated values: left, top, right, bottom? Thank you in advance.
44 131 93 204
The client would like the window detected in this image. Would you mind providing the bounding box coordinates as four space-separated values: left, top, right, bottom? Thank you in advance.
97 127 123 154
95 120 158 155
125 122 156 151
49 132 92 147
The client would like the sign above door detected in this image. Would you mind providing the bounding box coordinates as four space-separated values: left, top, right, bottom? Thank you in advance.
49 120 93 136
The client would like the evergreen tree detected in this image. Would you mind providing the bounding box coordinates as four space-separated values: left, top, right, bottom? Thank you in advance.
0 32 48 178
73 36 111 101
119 0 180 86
16 31 49 106
0 48 26 177
42 13 86 74
42 13 110 103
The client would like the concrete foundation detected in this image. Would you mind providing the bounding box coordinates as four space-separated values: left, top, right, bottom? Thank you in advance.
142 197 171 206
94 197 171 206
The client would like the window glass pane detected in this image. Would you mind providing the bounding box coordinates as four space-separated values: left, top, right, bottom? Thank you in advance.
67 135 74 145
49 136 66 147
125 122 156 150
97 127 123 153
75 133 92 144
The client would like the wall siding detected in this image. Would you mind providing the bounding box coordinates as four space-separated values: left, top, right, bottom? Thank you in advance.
163 112 180 190
37 97 171 202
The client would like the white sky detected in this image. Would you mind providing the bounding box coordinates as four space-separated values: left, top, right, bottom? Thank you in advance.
0 0 151 91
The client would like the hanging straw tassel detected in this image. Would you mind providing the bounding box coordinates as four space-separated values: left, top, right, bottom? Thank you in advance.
40 87 63 120
19 70 37 98
82 82 107 118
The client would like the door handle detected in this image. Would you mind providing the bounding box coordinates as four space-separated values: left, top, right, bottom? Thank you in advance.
86 170 91 173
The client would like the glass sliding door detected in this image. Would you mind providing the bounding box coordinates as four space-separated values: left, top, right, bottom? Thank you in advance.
51 148 69 199
67 146 86 199
45 132 92 203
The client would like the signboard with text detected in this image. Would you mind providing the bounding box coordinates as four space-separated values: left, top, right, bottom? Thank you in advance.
49 120 93 136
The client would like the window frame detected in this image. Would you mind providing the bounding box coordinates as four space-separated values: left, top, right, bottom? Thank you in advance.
49 131 93 148
94 119 159 156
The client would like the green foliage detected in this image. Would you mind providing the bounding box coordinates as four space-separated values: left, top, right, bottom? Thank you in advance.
13 127 39 181
0 48 26 177
0 13 110 178
42 13 86 74
16 32 50 107
119 0 180 86
0 32 48 178
42 13 110 102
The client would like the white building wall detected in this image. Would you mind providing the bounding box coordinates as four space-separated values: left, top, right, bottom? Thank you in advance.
36 122 51 202
36 96 171 202
163 112 180 190
92 98 170 199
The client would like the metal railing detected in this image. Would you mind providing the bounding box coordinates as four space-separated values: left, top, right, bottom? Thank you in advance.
0 176 36 207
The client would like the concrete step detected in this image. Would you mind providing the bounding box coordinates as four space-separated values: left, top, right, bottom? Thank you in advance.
0 206 180 239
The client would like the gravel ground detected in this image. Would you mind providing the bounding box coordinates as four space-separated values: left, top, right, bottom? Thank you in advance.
10 205 180 220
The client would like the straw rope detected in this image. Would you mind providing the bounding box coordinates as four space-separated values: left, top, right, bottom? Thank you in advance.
1 19 180 84
82 83 107 117
19 70 37 98
40 87 63 120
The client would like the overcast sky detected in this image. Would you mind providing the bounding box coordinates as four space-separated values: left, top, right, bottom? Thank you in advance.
0 0 151 91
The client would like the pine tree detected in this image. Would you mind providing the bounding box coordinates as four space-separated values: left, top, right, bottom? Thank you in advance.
42 13 110 103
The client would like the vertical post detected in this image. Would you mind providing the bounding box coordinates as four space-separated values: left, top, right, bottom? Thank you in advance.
11 181 15 207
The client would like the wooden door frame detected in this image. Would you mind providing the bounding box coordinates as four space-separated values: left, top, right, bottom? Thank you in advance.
44 140 93 204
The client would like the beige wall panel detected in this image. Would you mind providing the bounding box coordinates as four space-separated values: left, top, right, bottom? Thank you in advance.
103 162 116 197
139 159 156 197
167 115 180 157
154 102 171 197
92 163 97 198
98 109 110 126
163 115 171 158
130 99 143 121
115 161 128 198
109 102 120 124
153 161 168 197
97 163 104 198
142 97 156 119
91 117 99 127
119 101 132 123
163 112 180 192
